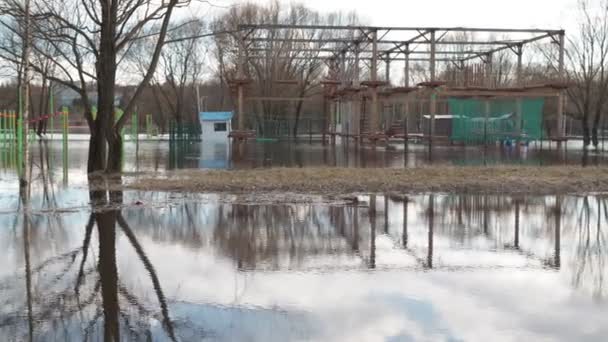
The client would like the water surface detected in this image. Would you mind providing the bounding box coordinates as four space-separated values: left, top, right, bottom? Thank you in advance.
0 141 607 341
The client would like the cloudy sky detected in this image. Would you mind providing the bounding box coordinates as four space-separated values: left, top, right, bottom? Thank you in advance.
205 0 580 32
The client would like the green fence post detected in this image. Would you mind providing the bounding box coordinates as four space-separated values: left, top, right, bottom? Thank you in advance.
17 86 22 175
17 116 22 176
9 111 14 167
0 111 5 166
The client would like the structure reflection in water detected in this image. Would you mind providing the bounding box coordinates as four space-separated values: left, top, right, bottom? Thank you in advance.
0 143 607 340
1 189 607 340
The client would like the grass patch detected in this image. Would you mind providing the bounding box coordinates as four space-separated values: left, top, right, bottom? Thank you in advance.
126 166 608 195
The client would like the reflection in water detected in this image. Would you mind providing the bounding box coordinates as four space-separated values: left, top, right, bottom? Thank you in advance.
0 180 189 341
369 194 376 269
2 190 608 340
2 140 607 178
1 142 608 340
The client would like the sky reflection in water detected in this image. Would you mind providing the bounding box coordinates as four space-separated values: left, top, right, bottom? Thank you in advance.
0 141 607 341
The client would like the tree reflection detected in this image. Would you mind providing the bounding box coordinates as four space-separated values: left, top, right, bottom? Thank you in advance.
572 195 607 300
0 177 186 341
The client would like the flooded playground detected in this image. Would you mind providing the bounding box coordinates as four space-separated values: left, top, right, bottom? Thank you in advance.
2 0 608 338
1 138 605 175
0 140 606 341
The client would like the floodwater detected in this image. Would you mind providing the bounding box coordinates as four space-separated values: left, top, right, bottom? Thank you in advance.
3 138 605 174
0 141 607 341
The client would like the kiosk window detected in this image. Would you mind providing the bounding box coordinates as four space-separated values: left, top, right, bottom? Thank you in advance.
214 122 227 132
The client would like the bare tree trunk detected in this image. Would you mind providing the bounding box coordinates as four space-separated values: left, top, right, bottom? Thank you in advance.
106 132 123 173
175 97 183 130
583 113 591 147
98 2 119 173
88 118 107 172
28 83 37 135
151 85 167 134
218 51 227 108
592 109 602 147
20 0 31 189
293 99 304 138
36 77 49 136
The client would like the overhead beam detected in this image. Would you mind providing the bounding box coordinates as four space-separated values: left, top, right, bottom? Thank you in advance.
384 30 429 55
245 37 533 46
245 47 488 55
246 55 467 62
239 24 561 34
460 32 557 62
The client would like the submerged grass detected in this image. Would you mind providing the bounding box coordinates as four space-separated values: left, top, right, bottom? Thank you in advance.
127 166 608 195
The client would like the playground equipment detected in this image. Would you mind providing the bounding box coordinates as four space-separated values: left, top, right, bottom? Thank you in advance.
226 24 567 146
0 103 167 176
0 106 69 170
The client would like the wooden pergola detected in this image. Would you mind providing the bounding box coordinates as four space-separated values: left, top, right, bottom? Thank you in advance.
229 24 566 144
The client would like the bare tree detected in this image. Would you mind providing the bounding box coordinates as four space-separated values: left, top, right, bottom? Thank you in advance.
211 2 361 137
0 0 190 172
565 0 608 147
132 18 207 131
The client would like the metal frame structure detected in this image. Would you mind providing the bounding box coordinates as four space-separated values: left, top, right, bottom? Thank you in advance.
229 24 566 144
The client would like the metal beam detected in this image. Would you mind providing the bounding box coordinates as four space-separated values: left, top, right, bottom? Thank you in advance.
239 24 561 34
384 30 429 55
404 46 410 87
430 31 436 81
485 52 493 88
246 37 531 46
245 55 465 62
460 32 555 62
516 44 523 86
557 31 566 141
385 54 391 83
429 30 436 141
245 47 486 55
237 33 245 130
371 29 379 133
